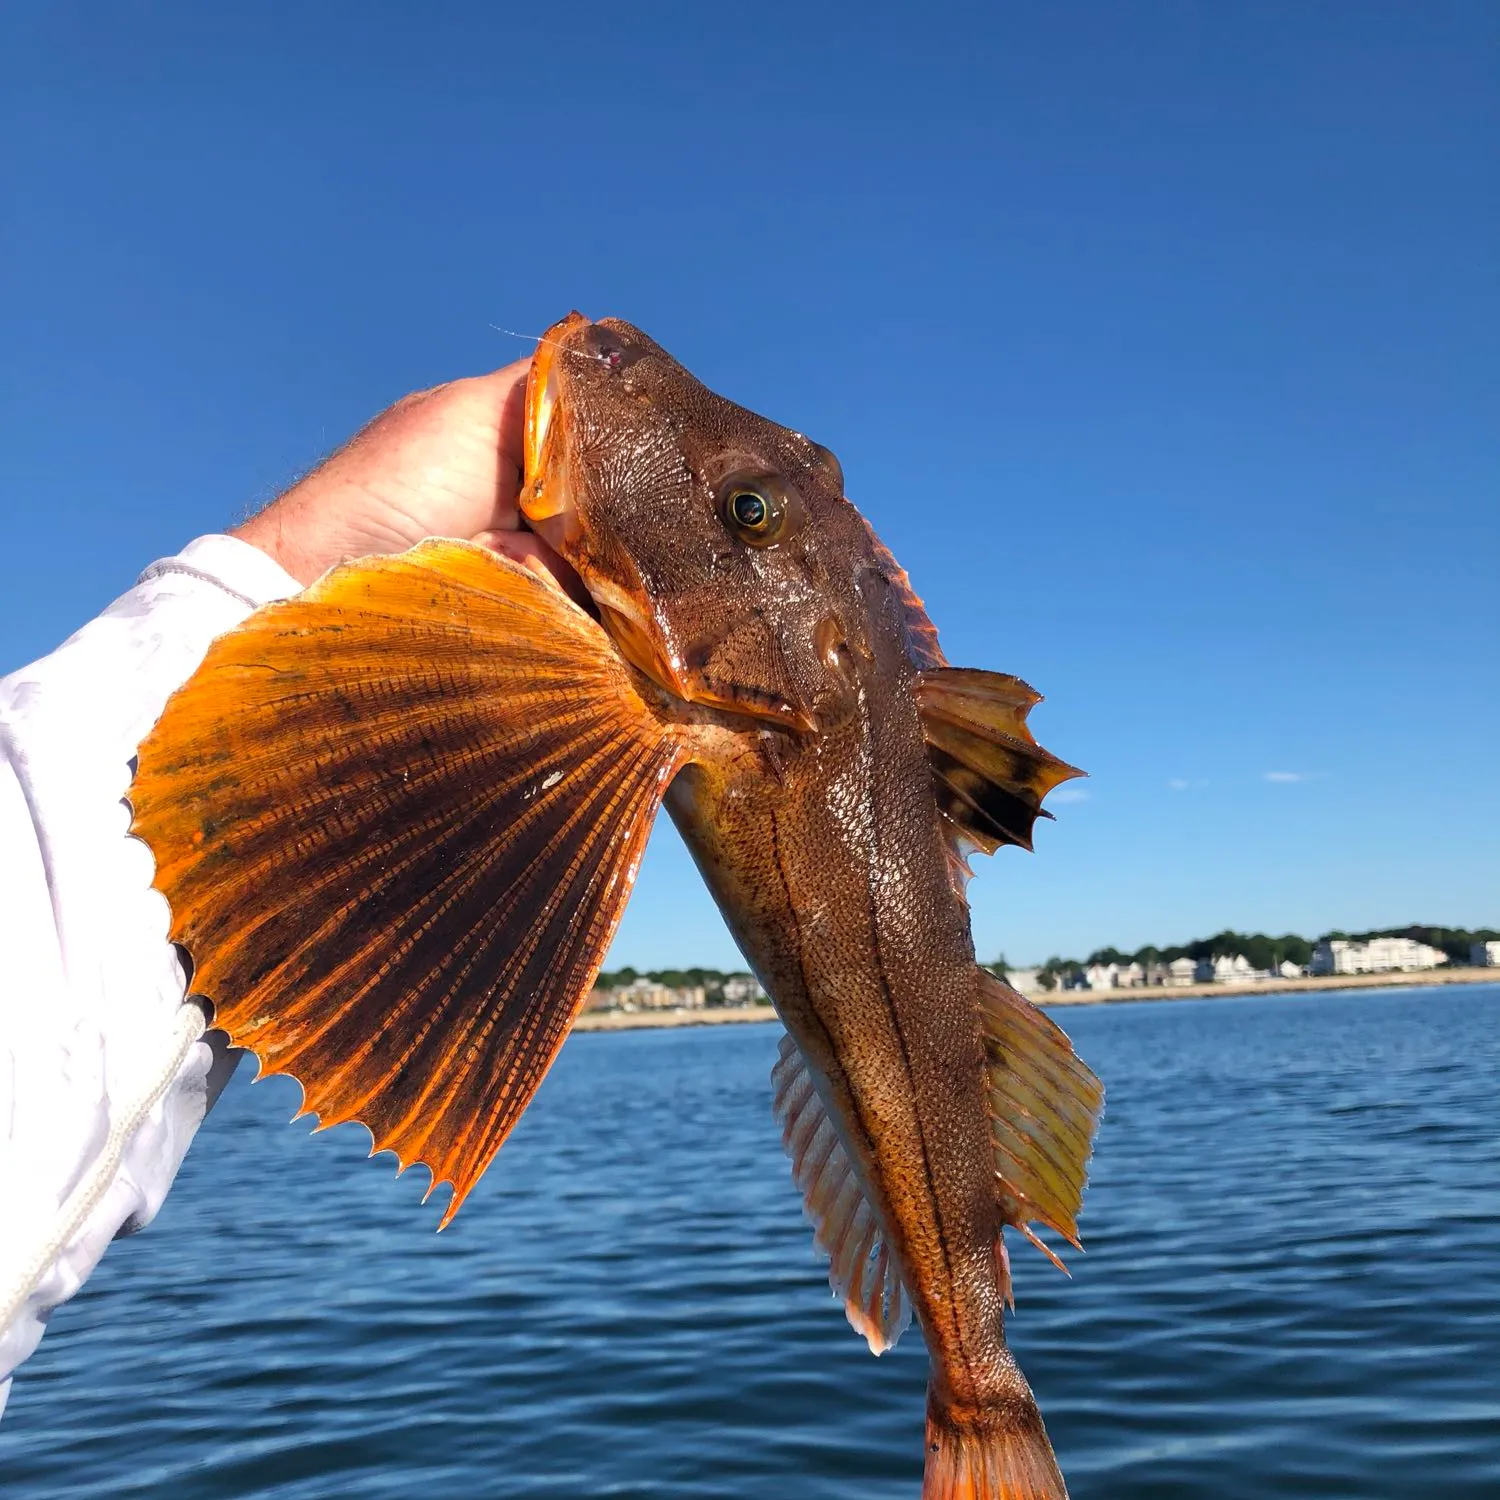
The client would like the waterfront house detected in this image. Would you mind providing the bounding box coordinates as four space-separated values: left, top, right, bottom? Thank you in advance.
1309 937 1448 975
1470 941 1500 968
1082 961 1147 990
1194 953 1270 985
1165 957 1197 987
604 978 708 1011
1005 967 1046 995
720 974 766 1006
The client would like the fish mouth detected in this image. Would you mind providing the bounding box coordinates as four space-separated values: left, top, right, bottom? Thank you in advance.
522 311 588 523
524 313 677 697
521 312 818 738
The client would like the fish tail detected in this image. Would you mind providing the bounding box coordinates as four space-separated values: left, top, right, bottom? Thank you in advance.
922 1377 1068 1500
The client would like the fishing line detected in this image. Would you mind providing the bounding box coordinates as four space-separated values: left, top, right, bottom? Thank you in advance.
0 1002 208 1335
488 325 605 362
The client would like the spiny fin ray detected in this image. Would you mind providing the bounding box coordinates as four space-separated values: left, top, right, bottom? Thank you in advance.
918 668 1084 856
129 540 684 1226
979 971 1103 1291
771 1033 912 1353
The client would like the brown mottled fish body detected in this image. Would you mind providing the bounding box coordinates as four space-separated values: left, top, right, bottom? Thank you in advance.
665 499 1062 1492
129 312 1101 1499
671 675 1050 1449
526 315 1098 1495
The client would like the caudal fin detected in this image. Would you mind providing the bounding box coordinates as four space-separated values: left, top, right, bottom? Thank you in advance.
923 1382 1068 1500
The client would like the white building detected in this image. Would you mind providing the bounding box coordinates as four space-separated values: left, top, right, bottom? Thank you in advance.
611 978 706 1010
1277 959 1306 980
1081 961 1146 990
1470 941 1500 968
721 975 766 1006
1194 954 1270 985
1006 967 1047 995
1309 938 1448 976
1165 957 1197 987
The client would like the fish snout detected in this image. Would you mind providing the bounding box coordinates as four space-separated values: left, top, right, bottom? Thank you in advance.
579 322 652 376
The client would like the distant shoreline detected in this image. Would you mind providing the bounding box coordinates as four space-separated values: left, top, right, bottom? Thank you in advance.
571 967 1496 1032
1037 965 1495 1005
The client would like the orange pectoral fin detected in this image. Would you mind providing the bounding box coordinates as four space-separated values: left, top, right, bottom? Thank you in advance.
130 540 685 1225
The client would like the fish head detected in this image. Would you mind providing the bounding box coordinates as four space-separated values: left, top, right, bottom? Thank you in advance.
522 312 866 735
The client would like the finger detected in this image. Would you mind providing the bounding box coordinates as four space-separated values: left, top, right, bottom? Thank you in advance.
472 529 592 611
457 359 530 531
492 357 529 497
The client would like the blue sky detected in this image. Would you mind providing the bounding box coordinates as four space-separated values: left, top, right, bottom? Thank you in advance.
3 4 1495 967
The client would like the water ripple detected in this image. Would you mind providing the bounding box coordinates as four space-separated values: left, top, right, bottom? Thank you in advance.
3 985 1498 1497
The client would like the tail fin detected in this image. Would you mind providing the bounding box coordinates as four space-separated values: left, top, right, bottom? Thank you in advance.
923 1381 1068 1500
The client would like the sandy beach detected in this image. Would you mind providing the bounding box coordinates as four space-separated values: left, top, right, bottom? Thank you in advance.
571 966 1496 1032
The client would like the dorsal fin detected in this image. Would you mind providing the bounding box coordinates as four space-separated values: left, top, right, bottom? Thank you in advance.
771 1033 912 1353
917 667 1084 855
978 971 1103 1301
862 508 1081 855
856 512 948 671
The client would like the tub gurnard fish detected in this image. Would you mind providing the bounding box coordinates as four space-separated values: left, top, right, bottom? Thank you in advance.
131 313 1103 1499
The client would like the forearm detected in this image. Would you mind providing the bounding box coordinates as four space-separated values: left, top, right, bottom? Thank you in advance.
0 536 300 1404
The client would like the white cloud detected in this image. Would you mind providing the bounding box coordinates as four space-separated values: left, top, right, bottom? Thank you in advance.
1049 785 1090 805
1263 771 1313 783
1168 778 1189 790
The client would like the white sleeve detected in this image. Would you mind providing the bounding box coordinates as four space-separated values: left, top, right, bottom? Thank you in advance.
0 534 301 1412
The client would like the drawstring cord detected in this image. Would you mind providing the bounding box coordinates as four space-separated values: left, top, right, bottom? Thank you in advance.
0 1003 206 1335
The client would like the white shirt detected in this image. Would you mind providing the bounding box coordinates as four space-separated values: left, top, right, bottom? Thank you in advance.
0 535 301 1414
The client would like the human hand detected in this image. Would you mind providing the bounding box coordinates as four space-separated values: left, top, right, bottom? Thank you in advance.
232 358 581 598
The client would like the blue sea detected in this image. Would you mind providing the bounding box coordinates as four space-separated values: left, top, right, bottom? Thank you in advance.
3 984 1498 1498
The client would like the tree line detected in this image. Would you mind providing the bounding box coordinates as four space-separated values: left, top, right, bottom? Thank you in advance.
595 966 758 1005
989 924 1499 991
597 924 1497 1000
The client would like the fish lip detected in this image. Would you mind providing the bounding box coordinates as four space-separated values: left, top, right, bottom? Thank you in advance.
522 312 590 518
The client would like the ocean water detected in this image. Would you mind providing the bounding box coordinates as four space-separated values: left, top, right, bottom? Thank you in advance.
3 983 1497 1499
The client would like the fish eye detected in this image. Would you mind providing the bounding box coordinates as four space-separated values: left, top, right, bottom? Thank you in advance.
718 470 804 549
730 490 769 529
721 476 787 546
